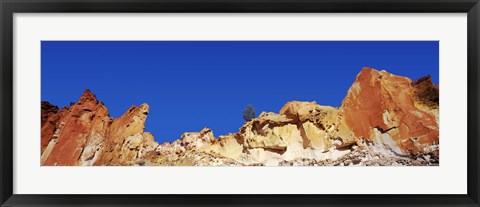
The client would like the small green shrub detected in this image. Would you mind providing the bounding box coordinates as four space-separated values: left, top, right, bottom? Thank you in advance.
242 104 256 121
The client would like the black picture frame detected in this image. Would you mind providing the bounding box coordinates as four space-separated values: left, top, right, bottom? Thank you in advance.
1 0 479 206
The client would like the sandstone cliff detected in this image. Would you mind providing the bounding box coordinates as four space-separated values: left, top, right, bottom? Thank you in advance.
41 67 439 166
41 90 156 166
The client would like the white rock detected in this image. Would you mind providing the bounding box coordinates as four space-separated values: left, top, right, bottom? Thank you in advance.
423 155 431 161
264 158 282 166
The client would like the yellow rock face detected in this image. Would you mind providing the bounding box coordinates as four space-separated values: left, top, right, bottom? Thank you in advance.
41 67 440 166
302 121 328 150
93 103 154 166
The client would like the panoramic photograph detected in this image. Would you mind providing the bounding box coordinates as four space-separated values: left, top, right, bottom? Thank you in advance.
40 41 439 166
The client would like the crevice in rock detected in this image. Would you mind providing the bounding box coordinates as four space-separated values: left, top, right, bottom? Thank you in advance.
374 125 397 133
335 142 356 151
297 123 311 149
251 146 287 155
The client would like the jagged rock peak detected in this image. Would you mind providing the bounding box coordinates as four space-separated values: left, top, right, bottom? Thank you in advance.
414 74 433 85
355 67 405 82
41 101 59 127
412 75 439 109
279 101 337 123
78 89 98 104
41 101 58 111
125 103 150 116
41 67 440 166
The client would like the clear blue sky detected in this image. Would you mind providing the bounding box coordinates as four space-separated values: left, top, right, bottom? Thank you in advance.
41 41 439 143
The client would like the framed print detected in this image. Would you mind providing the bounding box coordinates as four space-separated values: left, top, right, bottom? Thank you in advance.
1 0 479 206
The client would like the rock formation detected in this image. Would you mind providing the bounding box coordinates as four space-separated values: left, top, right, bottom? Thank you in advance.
41 67 439 166
339 68 439 155
41 90 156 166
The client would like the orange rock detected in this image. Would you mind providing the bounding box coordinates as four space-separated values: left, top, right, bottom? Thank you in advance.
94 103 152 166
339 67 439 154
41 89 157 166
41 101 59 127
40 105 70 154
412 75 439 109
40 67 439 166
42 90 109 165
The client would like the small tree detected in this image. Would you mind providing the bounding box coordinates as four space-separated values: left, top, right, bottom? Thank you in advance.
243 104 256 121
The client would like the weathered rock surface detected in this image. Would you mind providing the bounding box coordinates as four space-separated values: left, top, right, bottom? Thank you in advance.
41 101 59 127
41 67 439 166
339 67 439 155
41 104 70 154
41 90 156 166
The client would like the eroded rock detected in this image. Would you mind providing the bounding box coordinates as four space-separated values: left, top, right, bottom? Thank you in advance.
41 67 439 166
339 67 439 155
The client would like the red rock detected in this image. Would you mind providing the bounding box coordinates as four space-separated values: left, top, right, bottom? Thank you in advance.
41 89 156 166
40 67 440 166
412 75 439 109
93 103 151 166
42 90 107 165
40 106 70 154
339 67 439 154
41 101 59 127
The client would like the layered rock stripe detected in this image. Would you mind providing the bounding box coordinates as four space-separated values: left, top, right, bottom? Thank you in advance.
40 67 439 166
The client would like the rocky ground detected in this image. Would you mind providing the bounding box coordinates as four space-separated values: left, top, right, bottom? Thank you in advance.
137 144 439 167
141 150 244 166
278 145 439 167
